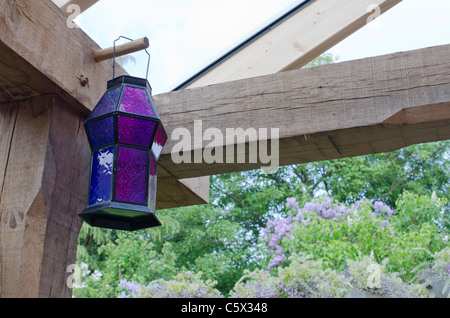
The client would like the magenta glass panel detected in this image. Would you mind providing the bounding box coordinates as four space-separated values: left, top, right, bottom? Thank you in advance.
151 124 167 160
115 146 148 204
148 153 157 212
118 116 157 147
118 87 156 116
88 86 122 120
85 116 115 149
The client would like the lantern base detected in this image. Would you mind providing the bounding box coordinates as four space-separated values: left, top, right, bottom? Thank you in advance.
79 202 161 231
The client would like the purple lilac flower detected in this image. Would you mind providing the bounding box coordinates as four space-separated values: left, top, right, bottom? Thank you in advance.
379 220 390 231
268 255 285 269
373 201 395 218
117 291 131 298
374 201 384 214
300 218 310 227
118 279 142 297
286 197 299 210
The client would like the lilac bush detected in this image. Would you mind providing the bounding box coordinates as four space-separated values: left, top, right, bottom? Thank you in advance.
118 271 223 298
114 195 447 298
230 252 428 298
229 269 280 298
118 279 142 298
263 197 395 269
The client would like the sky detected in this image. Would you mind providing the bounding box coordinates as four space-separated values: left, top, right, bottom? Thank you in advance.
73 0 450 94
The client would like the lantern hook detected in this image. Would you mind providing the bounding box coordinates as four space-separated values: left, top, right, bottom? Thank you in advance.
112 35 151 81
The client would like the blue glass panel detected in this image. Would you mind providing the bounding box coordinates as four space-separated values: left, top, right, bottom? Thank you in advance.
87 86 122 120
89 146 114 206
85 116 115 149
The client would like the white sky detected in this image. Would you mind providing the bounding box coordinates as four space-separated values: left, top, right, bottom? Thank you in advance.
75 0 450 94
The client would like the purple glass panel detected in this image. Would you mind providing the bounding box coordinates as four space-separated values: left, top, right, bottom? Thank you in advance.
89 146 114 206
118 86 156 116
87 86 122 120
148 153 157 212
115 146 148 204
151 124 167 160
118 116 157 147
85 116 115 149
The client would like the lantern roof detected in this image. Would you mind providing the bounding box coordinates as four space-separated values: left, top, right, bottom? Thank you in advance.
86 75 160 123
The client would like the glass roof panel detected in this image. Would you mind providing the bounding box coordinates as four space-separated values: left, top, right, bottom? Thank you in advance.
61 0 450 95
74 0 301 94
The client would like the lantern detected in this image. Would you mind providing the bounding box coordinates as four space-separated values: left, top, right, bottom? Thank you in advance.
79 74 167 231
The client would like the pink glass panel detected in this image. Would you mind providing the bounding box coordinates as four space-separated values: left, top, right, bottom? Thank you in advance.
118 116 157 147
148 153 157 212
151 124 167 160
118 87 156 116
115 146 148 204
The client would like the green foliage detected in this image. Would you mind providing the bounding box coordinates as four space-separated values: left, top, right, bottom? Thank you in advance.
344 253 427 298
229 252 429 298
432 247 450 272
140 271 223 298
100 234 177 286
303 53 336 68
276 192 448 281
230 269 280 298
394 191 448 231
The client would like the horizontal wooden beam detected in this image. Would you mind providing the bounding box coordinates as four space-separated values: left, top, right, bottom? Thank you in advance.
0 0 208 210
183 0 402 88
59 0 99 15
154 43 450 178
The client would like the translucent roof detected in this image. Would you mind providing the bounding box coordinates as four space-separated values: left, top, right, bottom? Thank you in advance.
59 0 302 93
55 0 450 94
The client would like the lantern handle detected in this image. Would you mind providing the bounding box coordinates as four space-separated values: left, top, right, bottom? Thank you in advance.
111 36 151 80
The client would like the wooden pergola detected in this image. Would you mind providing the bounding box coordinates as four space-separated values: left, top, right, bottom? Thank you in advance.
0 0 448 297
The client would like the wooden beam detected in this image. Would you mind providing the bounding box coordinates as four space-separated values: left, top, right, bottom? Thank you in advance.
154 43 450 178
0 0 208 210
94 37 150 62
182 0 402 88
0 95 88 297
59 0 99 15
0 0 122 111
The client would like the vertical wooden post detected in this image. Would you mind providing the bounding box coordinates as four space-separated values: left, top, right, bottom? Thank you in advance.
0 95 90 297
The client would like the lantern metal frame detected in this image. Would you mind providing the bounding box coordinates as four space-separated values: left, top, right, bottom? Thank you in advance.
79 74 167 231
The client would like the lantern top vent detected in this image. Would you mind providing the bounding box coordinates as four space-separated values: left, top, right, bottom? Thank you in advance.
107 75 152 91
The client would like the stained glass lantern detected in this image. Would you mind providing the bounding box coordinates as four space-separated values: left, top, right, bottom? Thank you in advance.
79 75 167 231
